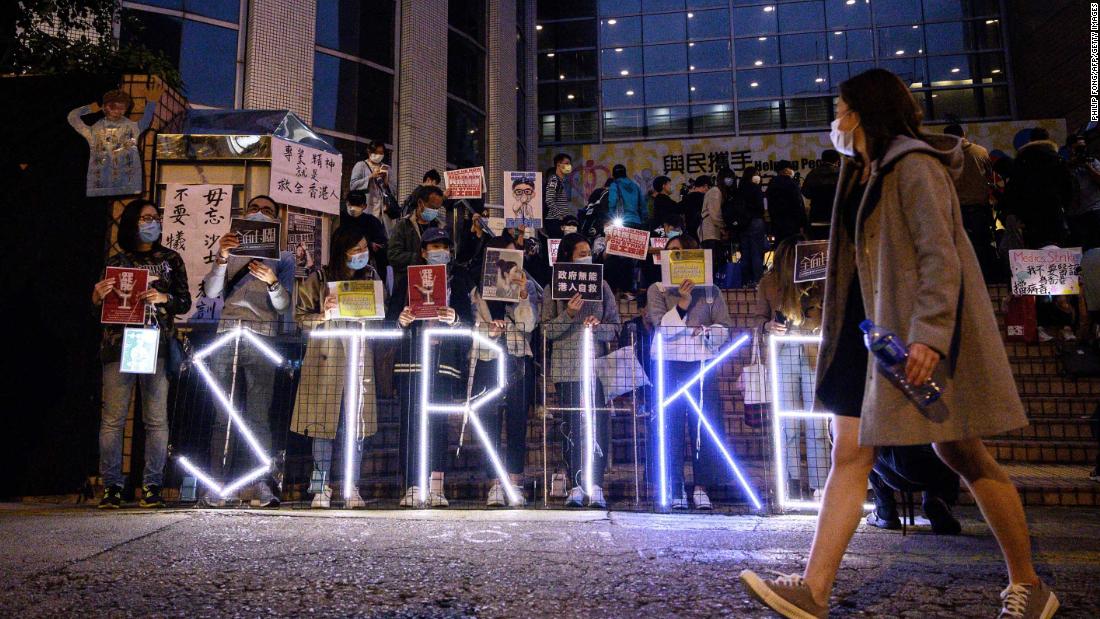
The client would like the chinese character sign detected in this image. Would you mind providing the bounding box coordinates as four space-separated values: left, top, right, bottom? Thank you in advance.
548 238 562 266
444 166 487 199
162 184 234 322
794 241 829 283
1009 248 1083 296
325 281 385 320
605 226 650 260
551 262 604 301
503 171 542 229
408 265 449 319
650 237 668 265
270 136 342 215
101 267 149 324
228 218 281 259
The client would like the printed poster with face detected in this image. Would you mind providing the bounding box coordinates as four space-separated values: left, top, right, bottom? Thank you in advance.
605 226 650 260
503 171 542 229
794 241 829 283
120 327 160 374
288 212 322 279
480 248 526 303
228 217 281 260
444 166 487 199
408 264 449 320
551 262 604 301
101 267 149 324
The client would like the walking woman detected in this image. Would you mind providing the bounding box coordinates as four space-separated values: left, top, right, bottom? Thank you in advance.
740 69 1057 619
292 225 384 509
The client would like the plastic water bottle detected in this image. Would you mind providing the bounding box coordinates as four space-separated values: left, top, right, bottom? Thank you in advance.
859 320 942 408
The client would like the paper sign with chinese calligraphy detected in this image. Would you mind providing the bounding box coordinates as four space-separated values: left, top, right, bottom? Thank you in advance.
480 248 525 303
162 184 235 322
551 263 604 301
794 241 829 283
101 267 149 324
444 166 487 199
408 265 449 320
650 237 669 265
228 218 281 260
326 280 385 320
605 226 650 260
661 249 712 288
270 136 342 214
288 212 322 279
503 171 542 229
1009 248 1083 296
548 238 562 266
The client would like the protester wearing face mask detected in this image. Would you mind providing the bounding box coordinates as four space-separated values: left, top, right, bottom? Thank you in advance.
543 153 575 238
387 228 475 508
649 175 680 231
388 185 445 284
341 189 389 276
349 140 399 231
541 233 621 508
200 194 296 508
91 199 191 509
292 227 385 509
738 166 767 286
702 167 741 285
766 160 809 246
508 222 552 287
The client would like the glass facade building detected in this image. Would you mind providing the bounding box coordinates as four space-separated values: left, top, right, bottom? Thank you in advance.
537 0 1013 145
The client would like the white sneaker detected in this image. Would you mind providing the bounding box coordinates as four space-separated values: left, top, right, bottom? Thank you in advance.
1037 327 1053 342
693 487 713 510
399 486 421 508
345 487 366 509
671 487 689 510
311 485 332 509
508 487 527 508
429 474 448 508
587 485 607 508
486 482 506 507
429 491 449 508
565 485 585 507
812 488 824 500
550 473 567 498
1061 326 1077 341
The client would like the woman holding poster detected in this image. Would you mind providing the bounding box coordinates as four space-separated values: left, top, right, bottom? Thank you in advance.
91 199 191 509
291 226 385 509
541 233 620 508
644 234 733 510
739 69 1055 619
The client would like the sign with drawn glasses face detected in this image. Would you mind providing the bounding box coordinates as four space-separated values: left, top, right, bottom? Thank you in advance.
503 171 542 229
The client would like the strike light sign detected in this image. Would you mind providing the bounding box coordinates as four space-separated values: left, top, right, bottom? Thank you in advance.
1009 248 1082 296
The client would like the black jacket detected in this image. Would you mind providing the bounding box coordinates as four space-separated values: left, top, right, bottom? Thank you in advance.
681 191 705 240
650 193 681 228
765 174 808 243
387 263 476 380
739 179 766 220
99 247 191 363
1001 140 1073 248
801 163 840 226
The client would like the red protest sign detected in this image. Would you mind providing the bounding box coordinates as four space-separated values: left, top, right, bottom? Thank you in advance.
605 226 650 260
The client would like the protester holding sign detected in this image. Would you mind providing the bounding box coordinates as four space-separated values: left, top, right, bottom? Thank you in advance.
387 228 475 508
471 236 543 507
200 195 294 508
388 185 445 285
91 199 191 509
291 226 386 509
541 233 620 508
644 234 732 510
604 164 648 296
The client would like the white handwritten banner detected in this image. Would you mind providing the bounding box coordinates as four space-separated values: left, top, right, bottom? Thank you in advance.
162 184 235 322
270 136 342 215
1009 248 1082 296
444 166 486 199
605 226 650 260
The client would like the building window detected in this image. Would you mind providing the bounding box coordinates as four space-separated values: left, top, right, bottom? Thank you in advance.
448 0 487 168
315 0 395 67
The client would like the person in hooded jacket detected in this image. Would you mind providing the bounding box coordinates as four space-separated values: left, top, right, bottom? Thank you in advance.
604 164 648 295
739 68 1056 619
766 160 809 245
1000 127 1073 249
802 150 840 241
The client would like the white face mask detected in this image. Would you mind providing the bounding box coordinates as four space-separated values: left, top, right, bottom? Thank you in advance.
751 175 761 184
574 255 593 264
830 117 858 158
561 225 578 235
347 205 364 217
369 153 384 164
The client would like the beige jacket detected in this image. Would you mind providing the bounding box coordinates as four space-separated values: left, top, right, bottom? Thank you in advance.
815 134 1027 446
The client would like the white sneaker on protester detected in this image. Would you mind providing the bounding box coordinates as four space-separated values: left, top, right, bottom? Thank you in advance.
508 487 527 508
399 486 421 508
429 474 448 508
671 487 689 510
311 485 332 509
1037 327 1053 342
345 487 366 509
565 486 585 507
693 487 713 510
1061 326 1077 342
587 485 607 508
429 491 449 508
550 473 567 498
486 482 506 507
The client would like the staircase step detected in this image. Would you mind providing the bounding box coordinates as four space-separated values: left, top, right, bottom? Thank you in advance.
1015 376 1100 397
998 417 1093 440
1000 463 1100 507
987 439 1097 464
1022 396 1098 418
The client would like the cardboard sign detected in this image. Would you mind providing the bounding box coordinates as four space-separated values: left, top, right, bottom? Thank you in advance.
120 327 160 374
551 262 604 301
661 249 713 288
408 264 449 319
229 218 281 260
650 237 669 265
101 267 149 324
161 183 235 322
444 166 487 199
288 212 322 279
270 136 342 214
503 171 543 229
326 280 385 320
548 238 562 266
480 248 526 303
605 226 650 260
1009 248 1083 295
794 241 829 283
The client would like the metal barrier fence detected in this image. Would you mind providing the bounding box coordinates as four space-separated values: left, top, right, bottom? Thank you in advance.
158 319 834 511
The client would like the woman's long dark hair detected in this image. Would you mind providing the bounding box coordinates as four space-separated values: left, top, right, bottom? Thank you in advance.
118 199 160 253
327 225 370 280
838 68 926 163
715 166 737 203
556 232 591 264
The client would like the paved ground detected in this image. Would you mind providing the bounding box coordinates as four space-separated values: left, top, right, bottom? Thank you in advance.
0 504 1097 618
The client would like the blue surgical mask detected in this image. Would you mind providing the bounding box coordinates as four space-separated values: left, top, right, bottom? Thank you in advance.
575 256 593 265
347 250 370 271
138 221 161 243
667 229 682 240
421 207 440 222
245 211 276 222
426 249 451 265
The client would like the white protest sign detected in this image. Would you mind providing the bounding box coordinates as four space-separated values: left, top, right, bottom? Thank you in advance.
270 136 343 214
1009 248 1082 296
444 166 486 199
162 184 234 321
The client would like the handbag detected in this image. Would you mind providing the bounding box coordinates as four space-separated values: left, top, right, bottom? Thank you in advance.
740 330 771 405
594 344 650 403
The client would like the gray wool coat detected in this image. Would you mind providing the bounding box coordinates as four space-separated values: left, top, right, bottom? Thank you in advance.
815 133 1027 446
